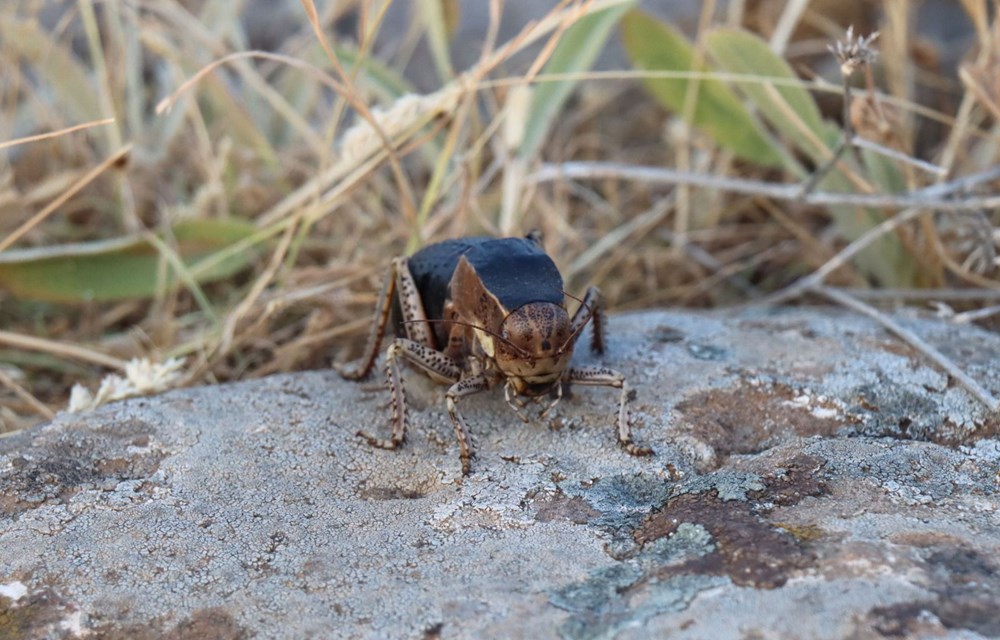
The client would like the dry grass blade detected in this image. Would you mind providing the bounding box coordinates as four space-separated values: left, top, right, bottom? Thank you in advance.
300 0 419 230
0 331 127 371
0 369 55 419
215 218 300 359
0 144 133 253
0 117 116 151
153 50 336 155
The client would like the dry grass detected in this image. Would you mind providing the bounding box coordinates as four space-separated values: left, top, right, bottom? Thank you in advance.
2 0 1000 432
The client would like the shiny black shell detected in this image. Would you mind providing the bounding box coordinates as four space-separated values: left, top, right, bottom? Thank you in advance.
395 236 565 344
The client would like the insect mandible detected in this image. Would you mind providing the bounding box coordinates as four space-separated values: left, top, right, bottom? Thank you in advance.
337 232 653 475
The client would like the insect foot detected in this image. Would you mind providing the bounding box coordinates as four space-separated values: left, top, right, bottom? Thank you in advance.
336 235 654 475
567 368 653 458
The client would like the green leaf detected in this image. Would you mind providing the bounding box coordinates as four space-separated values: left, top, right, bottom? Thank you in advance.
0 219 258 303
704 27 827 162
620 10 783 167
519 1 634 160
705 32 913 285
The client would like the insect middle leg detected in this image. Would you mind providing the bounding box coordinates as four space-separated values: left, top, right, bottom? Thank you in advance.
567 366 653 457
571 286 608 355
357 338 462 450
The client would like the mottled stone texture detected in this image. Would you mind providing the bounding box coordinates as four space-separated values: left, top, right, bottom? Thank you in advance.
2 308 999 639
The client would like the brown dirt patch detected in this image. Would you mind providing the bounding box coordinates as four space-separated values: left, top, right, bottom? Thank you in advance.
675 384 846 466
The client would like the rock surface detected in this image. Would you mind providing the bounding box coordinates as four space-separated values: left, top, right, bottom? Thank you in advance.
2 307 1000 639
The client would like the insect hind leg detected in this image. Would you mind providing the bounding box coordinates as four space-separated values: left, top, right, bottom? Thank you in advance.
570 286 608 355
393 257 435 348
357 338 462 451
337 257 435 380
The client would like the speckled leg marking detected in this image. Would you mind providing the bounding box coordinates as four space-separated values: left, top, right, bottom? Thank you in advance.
393 257 434 348
337 261 396 380
336 258 434 380
571 287 607 355
338 257 434 381
446 374 491 475
567 367 653 457
357 338 462 451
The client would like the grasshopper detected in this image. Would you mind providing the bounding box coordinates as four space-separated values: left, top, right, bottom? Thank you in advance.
338 232 652 474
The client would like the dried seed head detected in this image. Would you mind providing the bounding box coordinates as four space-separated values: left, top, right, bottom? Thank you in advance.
67 357 186 413
338 85 463 165
829 25 880 77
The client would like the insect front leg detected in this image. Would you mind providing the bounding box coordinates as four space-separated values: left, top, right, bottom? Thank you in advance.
503 380 531 424
446 374 491 475
567 366 653 457
539 382 563 419
571 286 608 355
338 257 435 380
357 338 462 451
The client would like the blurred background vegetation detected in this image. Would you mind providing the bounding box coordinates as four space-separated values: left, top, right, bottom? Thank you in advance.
2 0 999 432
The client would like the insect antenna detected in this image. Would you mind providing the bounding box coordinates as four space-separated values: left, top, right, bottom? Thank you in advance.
555 290 595 355
401 319 533 359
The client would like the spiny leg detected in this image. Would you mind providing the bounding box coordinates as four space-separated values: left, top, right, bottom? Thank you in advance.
446 374 491 475
337 259 398 380
393 256 435 348
503 380 531 424
539 382 563 419
571 286 608 356
567 366 653 457
357 338 461 450
338 257 436 380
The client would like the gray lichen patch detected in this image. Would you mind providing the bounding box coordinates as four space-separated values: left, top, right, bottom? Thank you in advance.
847 378 1000 445
549 528 725 640
3 308 1000 638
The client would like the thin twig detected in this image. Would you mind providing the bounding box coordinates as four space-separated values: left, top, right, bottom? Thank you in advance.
841 287 1000 302
851 135 947 176
813 285 1000 412
798 71 855 197
951 304 1000 324
756 204 930 306
919 164 1000 196
529 161 1000 211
